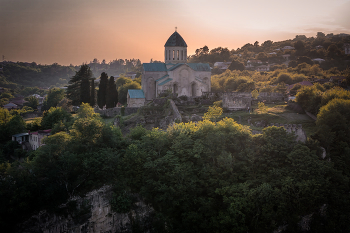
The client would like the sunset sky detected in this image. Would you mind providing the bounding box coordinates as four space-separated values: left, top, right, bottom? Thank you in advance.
0 0 349 65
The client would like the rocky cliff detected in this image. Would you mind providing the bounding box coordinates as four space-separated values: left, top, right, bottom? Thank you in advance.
18 186 155 233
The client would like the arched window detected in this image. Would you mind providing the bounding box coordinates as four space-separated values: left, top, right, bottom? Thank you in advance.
165 50 167 60
173 50 175 60
173 83 178 94
177 50 179 60
169 50 171 60
148 78 156 99
191 82 196 96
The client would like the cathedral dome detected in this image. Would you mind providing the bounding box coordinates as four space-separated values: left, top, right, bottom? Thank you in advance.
164 31 187 47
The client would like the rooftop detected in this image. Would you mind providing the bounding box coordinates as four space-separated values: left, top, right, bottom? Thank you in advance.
128 89 145 99
164 31 187 47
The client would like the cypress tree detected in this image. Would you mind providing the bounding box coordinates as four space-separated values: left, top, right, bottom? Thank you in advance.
80 77 91 104
97 72 108 108
106 76 117 108
90 79 96 107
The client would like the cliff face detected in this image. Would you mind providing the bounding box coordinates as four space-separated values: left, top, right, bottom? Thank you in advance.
18 186 155 233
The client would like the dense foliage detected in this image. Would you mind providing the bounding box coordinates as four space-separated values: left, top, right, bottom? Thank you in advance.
0 102 350 232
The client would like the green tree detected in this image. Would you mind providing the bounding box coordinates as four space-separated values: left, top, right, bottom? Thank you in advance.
90 78 96 107
97 72 108 108
294 40 305 51
25 96 39 110
41 107 73 129
203 105 223 122
106 76 118 108
66 64 92 106
251 89 259 99
44 88 65 110
0 113 26 143
258 102 268 113
115 76 132 90
118 81 141 105
80 76 91 105
227 60 245 71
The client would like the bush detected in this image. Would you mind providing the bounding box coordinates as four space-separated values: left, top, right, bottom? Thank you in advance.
213 100 222 107
110 191 133 213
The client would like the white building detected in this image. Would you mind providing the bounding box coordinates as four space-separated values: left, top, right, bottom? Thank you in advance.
29 130 51 150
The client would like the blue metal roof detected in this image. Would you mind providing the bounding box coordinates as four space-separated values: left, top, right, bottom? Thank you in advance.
156 74 169 82
168 63 184 71
12 132 29 137
143 63 167 72
187 63 211 71
158 78 173 86
195 77 206 84
128 89 145 99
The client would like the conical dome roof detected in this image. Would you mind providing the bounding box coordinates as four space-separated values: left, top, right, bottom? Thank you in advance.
164 31 187 47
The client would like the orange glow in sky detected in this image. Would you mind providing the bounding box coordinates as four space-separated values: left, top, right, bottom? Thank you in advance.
0 0 349 65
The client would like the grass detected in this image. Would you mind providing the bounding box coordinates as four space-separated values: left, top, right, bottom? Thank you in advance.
102 117 115 125
24 117 42 124
215 102 317 136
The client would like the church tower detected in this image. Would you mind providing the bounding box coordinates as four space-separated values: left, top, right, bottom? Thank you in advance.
164 29 187 64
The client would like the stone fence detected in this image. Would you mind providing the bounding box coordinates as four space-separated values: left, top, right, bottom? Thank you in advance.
202 91 285 106
269 123 307 142
95 107 139 117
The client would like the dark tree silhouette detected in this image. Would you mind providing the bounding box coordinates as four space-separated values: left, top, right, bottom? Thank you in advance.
97 72 108 108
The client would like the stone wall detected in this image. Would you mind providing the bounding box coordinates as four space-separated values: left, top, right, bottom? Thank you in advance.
19 186 155 233
202 92 284 104
201 92 223 101
127 98 145 108
222 92 252 110
258 92 284 103
95 107 139 117
269 123 307 142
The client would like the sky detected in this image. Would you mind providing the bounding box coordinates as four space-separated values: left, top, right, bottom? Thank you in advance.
0 0 349 66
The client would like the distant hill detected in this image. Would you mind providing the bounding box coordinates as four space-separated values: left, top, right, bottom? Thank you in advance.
0 58 142 89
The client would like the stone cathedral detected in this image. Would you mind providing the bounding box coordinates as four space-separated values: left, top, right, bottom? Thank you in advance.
141 30 211 101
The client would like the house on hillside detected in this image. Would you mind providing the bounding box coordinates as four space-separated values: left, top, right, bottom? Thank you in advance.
29 129 51 150
256 65 270 72
127 89 145 107
312 79 330 85
12 132 31 150
312 58 325 63
214 62 232 70
3 102 18 110
330 76 347 86
246 59 262 68
9 96 26 108
282 46 295 51
32 94 45 105
315 45 323 50
282 54 291 60
287 81 313 93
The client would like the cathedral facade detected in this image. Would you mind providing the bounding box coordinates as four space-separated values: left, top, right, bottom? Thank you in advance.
141 30 211 101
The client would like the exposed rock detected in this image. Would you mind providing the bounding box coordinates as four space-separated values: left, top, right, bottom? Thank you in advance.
190 114 203 122
18 186 155 233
